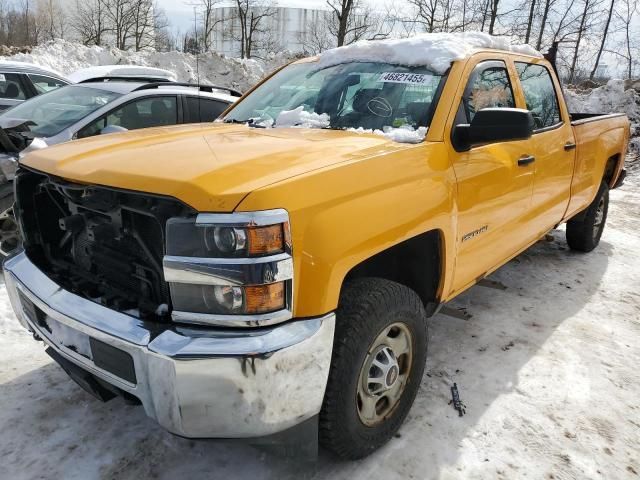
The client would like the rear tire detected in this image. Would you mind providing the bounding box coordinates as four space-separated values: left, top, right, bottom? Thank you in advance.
319 278 428 460
566 181 609 252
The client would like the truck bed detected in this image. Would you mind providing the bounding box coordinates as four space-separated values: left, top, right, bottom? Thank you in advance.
565 112 630 219
570 112 627 124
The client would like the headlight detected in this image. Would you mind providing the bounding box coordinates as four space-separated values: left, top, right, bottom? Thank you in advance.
163 209 293 327
166 218 289 257
169 282 286 315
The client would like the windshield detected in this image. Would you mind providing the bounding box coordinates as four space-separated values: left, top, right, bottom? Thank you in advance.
0 85 122 137
224 62 443 133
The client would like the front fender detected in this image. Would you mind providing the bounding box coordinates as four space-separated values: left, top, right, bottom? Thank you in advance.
237 141 457 317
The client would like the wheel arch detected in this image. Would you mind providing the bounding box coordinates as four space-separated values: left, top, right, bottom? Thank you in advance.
603 153 623 188
341 229 445 317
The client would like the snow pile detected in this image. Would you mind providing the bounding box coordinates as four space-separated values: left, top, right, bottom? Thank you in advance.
317 32 541 73
275 106 330 128
565 79 640 152
348 125 428 144
0 39 296 92
564 79 639 123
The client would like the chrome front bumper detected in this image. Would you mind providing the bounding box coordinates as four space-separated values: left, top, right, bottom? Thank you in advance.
4 251 335 438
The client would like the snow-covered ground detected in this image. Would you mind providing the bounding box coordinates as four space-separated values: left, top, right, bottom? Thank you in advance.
1 171 638 478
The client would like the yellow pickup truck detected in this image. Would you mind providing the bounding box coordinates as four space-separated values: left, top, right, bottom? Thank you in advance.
4 34 629 459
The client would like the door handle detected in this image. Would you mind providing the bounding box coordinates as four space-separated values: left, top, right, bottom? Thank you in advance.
564 142 577 151
518 155 535 166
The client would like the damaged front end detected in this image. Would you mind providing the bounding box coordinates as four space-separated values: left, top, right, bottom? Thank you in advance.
6 167 335 448
15 168 193 321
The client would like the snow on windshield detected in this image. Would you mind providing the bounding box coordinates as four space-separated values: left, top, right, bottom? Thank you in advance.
317 32 541 74
274 106 330 128
348 125 428 144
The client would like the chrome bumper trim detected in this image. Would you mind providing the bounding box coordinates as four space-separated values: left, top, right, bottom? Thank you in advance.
4 251 335 438
171 308 292 328
163 253 293 286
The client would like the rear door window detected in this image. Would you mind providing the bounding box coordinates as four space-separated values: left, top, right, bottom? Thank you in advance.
0 73 27 100
186 97 230 122
79 96 178 138
515 62 561 129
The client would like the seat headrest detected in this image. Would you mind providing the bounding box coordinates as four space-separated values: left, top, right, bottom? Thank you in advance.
151 100 169 117
4 83 19 99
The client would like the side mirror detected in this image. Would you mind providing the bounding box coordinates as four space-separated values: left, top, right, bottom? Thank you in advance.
100 125 128 135
452 108 534 151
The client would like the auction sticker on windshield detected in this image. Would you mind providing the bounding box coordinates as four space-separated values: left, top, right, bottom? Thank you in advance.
378 72 432 84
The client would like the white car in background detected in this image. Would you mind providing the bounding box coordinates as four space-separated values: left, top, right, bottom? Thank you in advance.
0 61 70 112
0 77 241 255
68 65 178 83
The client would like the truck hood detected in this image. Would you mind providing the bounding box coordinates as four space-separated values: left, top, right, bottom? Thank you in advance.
21 123 412 211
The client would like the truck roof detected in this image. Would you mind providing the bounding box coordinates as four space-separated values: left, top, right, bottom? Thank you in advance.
314 32 543 73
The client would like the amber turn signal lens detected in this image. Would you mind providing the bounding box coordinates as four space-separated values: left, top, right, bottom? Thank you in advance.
247 224 284 255
244 282 285 313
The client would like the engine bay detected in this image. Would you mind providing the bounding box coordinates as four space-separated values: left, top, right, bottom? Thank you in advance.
15 168 194 322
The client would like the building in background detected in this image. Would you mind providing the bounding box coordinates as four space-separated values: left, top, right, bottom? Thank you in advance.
209 4 327 57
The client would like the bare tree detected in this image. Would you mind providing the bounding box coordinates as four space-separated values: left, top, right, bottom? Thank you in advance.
188 0 224 51
227 0 276 58
129 0 157 50
567 0 602 82
590 0 615 79
299 12 334 54
406 0 441 32
535 0 558 49
607 0 638 78
524 0 536 42
102 0 135 50
72 0 108 45
36 0 66 41
326 0 377 46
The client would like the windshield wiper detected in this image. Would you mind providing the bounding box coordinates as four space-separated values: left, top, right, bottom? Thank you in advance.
224 118 268 128
223 118 249 124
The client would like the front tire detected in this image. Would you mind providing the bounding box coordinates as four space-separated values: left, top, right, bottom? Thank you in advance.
566 181 609 252
319 278 428 460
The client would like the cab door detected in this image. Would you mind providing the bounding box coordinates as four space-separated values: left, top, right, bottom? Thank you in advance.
449 59 535 295
513 61 575 234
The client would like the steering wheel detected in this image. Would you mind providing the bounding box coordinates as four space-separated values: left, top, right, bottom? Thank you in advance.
367 97 393 118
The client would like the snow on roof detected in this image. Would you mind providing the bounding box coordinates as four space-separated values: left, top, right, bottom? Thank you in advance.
0 60 67 79
317 32 542 74
68 65 177 83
